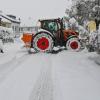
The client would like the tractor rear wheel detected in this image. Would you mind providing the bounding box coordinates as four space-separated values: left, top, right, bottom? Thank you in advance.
66 37 81 51
32 32 54 53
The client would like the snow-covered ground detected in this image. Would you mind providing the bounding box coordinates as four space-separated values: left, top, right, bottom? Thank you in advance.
0 39 100 100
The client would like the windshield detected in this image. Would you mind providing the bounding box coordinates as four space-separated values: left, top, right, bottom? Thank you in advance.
41 20 61 33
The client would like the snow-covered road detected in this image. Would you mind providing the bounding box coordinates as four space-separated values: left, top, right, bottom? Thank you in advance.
52 51 100 100
0 40 100 100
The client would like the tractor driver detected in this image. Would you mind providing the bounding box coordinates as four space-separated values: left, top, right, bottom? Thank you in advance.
48 22 58 32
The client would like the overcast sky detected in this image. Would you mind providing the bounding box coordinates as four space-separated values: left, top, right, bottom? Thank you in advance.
0 0 72 25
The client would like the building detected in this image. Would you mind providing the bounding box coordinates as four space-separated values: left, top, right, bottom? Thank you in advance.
0 16 11 28
20 26 39 33
0 11 20 37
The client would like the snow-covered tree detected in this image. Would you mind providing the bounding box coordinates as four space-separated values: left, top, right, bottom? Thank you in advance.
68 0 100 26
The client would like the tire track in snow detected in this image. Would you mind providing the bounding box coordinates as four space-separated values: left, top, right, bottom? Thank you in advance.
0 53 30 83
29 55 54 100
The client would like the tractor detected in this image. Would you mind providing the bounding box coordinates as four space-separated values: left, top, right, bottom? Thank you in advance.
21 18 81 53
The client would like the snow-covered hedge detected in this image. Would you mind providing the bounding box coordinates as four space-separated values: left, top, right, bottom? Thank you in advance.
0 26 14 43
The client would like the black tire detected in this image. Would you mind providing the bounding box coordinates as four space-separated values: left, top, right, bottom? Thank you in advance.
32 31 54 53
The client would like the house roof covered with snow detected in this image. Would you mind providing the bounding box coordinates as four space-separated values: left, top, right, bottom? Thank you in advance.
0 15 11 23
0 11 20 24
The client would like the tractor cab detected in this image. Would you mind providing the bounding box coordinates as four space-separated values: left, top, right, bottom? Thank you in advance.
39 18 65 46
39 18 64 32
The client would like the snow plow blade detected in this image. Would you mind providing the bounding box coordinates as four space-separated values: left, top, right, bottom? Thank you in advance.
21 33 33 47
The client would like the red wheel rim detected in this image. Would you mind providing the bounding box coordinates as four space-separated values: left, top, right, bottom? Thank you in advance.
37 37 49 50
70 41 78 49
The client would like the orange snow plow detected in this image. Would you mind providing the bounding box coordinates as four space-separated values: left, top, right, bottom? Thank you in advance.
21 33 33 48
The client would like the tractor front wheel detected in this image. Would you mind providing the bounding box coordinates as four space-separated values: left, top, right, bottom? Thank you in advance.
32 32 54 53
66 37 81 51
